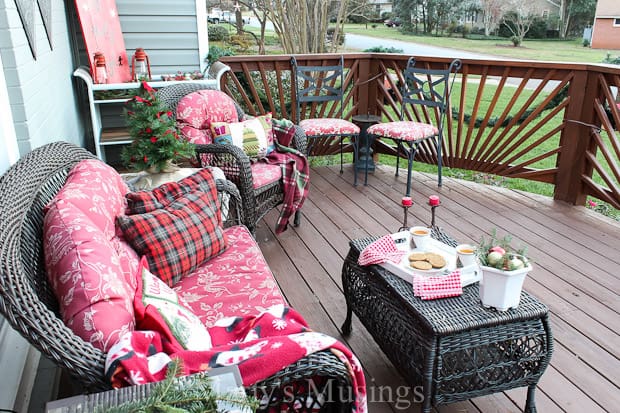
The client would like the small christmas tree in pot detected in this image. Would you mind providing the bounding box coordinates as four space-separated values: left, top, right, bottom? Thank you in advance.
122 82 194 173
477 229 532 311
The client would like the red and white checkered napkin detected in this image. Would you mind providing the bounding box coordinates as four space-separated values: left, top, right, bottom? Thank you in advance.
358 235 407 266
413 269 463 300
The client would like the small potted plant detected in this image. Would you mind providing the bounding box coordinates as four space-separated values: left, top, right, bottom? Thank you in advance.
477 230 531 311
121 82 194 173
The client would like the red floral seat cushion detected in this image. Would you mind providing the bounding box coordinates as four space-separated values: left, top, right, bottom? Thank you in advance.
299 118 360 136
174 225 286 328
176 90 240 144
367 121 438 141
250 162 282 189
43 160 140 351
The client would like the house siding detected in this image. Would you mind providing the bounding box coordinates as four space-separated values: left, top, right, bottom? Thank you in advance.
117 0 207 76
591 18 620 49
0 0 84 156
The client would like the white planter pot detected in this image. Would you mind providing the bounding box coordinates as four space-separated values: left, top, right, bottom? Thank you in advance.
479 264 531 311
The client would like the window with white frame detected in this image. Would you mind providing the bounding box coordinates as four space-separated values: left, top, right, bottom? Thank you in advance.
542 10 549 19
614 18 620 27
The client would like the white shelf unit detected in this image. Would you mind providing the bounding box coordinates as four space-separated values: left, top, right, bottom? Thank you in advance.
73 64 229 161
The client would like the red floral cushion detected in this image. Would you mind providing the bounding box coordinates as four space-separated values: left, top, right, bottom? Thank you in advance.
299 118 360 136
43 159 139 351
117 169 227 286
367 121 438 141
250 163 282 189
176 90 240 144
174 225 286 327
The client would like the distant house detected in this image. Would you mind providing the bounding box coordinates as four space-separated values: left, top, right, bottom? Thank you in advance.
591 0 620 49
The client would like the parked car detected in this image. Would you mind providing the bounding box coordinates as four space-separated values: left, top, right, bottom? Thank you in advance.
384 18 402 28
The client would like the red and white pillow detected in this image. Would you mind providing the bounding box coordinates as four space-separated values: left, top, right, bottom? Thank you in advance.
117 168 227 286
43 160 139 351
134 257 212 351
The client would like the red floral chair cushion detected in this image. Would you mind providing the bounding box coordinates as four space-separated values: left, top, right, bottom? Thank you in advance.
299 118 360 136
250 163 282 189
176 90 240 144
367 121 439 141
174 225 286 328
43 160 140 352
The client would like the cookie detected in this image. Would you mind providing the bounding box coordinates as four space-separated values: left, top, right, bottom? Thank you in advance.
426 253 446 268
408 252 428 261
410 260 433 270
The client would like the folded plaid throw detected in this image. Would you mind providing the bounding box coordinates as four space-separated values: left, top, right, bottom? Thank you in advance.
265 119 310 234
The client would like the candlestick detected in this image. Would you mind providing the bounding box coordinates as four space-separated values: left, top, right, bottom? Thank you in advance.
398 197 413 232
429 196 441 228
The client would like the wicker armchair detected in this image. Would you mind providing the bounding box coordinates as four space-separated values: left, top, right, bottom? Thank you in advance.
0 142 351 411
157 82 308 235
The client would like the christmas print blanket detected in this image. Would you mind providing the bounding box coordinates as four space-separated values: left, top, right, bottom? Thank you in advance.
105 304 367 412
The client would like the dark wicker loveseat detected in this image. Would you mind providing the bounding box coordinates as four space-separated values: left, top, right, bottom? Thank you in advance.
0 142 351 411
156 81 308 234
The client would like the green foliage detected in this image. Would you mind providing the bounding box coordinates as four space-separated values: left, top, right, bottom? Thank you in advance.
476 229 529 269
603 53 620 65
363 46 404 53
99 359 258 413
121 83 194 172
230 34 252 52
582 38 590 47
208 25 230 42
510 35 521 46
206 45 235 66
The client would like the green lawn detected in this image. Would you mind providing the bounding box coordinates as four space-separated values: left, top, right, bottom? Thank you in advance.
343 24 616 64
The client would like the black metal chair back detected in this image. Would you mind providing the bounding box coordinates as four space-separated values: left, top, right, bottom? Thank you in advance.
291 55 346 124
399 57 461 125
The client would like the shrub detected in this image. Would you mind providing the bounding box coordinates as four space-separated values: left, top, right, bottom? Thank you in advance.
371 24 377 29
510 36 521 46
206 45 235 66
363 46 404 53
582 38 590 47
230 34 252 52
208 25 229 42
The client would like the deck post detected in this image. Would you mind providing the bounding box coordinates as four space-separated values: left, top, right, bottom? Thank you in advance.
554 69 599 206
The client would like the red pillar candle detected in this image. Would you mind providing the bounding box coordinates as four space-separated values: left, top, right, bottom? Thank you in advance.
401 196 413 207
429 195 440 206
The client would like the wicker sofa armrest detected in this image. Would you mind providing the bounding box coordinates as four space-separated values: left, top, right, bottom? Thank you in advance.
194 143 257 232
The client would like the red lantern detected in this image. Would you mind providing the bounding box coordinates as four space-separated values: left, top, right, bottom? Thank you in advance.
131 48 151 81
93 52 108 84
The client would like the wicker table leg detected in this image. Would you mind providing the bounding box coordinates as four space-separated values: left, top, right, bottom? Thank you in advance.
524 384 537 412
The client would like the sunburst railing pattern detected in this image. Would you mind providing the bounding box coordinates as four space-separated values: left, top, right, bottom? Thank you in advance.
218 54 619 209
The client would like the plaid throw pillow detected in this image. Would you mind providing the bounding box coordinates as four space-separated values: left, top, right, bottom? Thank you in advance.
118 169 227 286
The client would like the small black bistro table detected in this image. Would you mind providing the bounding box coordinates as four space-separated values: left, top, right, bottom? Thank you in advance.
341 232 553 413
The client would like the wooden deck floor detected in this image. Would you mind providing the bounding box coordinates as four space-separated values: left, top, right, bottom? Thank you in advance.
255 163 620 413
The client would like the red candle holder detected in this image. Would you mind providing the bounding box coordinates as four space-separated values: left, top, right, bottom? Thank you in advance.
429 195 441 227
398 197 413 232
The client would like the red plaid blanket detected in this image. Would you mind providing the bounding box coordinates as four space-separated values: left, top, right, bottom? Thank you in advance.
263 127 310 234
105 304 367 412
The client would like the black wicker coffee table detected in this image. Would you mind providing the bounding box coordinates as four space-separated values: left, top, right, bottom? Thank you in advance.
341 233 553 413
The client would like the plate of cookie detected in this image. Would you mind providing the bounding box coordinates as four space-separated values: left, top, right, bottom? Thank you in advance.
407 251 449 274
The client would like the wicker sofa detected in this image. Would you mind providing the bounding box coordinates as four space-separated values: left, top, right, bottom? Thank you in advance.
0 142 352 411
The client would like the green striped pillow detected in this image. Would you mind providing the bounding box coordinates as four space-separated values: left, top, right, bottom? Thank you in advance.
211 114 274 158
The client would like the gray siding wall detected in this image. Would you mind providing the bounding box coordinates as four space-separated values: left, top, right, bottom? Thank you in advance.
118 0 207 76
0 0 84 156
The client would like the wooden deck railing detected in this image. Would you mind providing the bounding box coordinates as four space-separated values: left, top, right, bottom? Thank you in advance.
219 53 620 209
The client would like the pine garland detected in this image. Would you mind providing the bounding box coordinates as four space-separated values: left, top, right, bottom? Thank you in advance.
99 359 258 413
121 82 195 172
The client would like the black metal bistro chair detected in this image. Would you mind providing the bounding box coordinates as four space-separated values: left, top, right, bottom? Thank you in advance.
291 56 362 185
367 57 461 195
